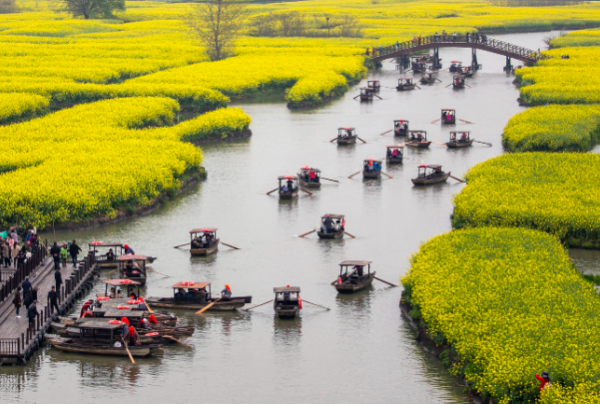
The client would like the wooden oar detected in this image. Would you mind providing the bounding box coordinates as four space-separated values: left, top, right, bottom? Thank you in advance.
465 84 472 89
374 276 398 287
173 242 188 249
244 299 274 311
373 94 383 100
163 335 193 348
449 175 466 183
432 141 447 146
299 229 316 238
473 140 492 146
300 188 313 196
139 291 154 314
330 137 338 143
430 118 440 124
381 171 393 179
348 171 361 179
221 242 240 250
459 119 474 124
357 136 367 144
302 299 331 310
195 298 221 315
435 78 443 82
444 84 452 88
353 95 360 99
380 129 393 136
266 188 279 195
344 231 356 239
121 337 135 364
414 85 422 90
146 268 170 278
321 177 339 183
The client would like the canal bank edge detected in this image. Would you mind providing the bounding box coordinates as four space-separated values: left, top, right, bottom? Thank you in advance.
53 169 206 232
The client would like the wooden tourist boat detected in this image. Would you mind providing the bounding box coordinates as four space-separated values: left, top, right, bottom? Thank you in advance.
298 166 321 189
317 214 345 239
334 260 375 294
48 321 161 358
190 228 219 256
118 255 148 286
452 75 465 89
97 279 142 301
411 56 427 73
359 87 374 101
420 72 437 85
274 286 302 319
88 242 124 269
405 130 431 148
393 119 408 136
386 145 404 164
278 176 299 199
459 66 474 78
367 80 381 92
396 78 415 91
146 282 252 311
363 158 383 179
449 60 462 73
441 108 456 125
411 164 450 186
447 131 473 148
336 127 357 145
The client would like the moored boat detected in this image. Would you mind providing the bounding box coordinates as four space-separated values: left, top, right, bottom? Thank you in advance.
146 281 252 311
118 255 148 286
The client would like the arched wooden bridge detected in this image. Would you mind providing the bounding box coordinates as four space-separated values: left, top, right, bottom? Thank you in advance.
371 34 551 64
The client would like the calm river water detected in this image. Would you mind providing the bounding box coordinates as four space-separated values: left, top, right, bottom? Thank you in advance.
1 31 580 403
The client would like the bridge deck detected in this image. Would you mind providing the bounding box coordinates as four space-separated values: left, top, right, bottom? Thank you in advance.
371 34 550 64
0 250 97 363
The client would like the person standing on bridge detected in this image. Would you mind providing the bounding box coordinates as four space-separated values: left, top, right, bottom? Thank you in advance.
13 286 22 318
55 268 62 296
27 300 38 330
48 286 60 315
50 242 61 270
442 30 447 41
70 240 82 266
452 32 457 42
466 32 470 43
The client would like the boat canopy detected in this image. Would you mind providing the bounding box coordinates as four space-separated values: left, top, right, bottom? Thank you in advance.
171 281 211 289
339 260 372 266
387 145 404 149
89 242 123 248
450 131 470 135
364 158 382 163
104 279 142 287
274 286 301 293
338 127 355 131
278 176 298 180
321 214 345 220
78 321 124 330
442 108 455 112
118 254 147 261
190 228 217 234
419 164 442 169
367 80 380 83
299 167 320 172
394 119 408 124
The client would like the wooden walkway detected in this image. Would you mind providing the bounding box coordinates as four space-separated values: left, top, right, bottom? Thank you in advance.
0 249 97 364
371 34 552 64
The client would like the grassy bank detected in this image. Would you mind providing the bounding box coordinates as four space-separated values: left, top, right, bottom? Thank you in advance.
402 227 600 404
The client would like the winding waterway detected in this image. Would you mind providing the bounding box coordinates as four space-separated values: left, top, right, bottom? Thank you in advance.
1 31 583 404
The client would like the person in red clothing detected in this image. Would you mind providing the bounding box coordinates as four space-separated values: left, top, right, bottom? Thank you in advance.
535 371 551 391
308 170 317 183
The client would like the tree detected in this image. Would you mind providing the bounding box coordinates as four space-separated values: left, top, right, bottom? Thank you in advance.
185 0 247 62
61 0 124 19
335 15 362 38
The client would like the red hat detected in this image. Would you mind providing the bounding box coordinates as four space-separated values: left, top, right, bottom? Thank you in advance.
128 326 134 334
121 317 130 326
225 284 231 292
286 284 290 287
149 314 157 324
124 244 129 249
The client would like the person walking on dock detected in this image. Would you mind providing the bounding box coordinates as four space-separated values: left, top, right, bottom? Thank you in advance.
12 242 20 269
55 269 62 294
48 286 60 315
50 242 61 270
2 240 9 268
27 300 38 330
70 240 82 266
13 286 22 318
22 276 32 298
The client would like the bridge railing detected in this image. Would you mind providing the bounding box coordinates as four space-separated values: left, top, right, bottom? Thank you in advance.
373 34 550 61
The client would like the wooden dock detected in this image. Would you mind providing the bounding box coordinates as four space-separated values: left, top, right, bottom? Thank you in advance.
0 248 97 364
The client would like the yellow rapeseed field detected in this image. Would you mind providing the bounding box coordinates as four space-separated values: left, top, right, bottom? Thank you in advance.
403 227 600 404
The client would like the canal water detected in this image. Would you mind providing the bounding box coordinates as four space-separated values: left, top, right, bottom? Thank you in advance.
1 31 582 403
